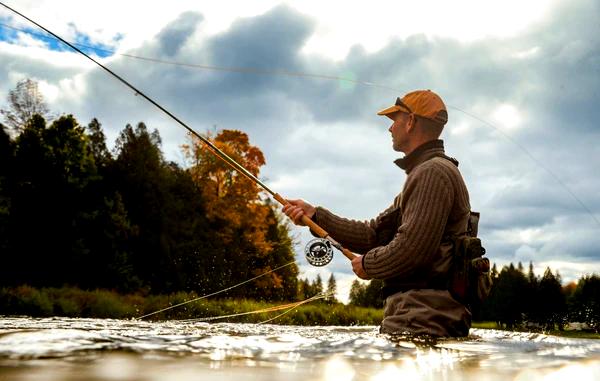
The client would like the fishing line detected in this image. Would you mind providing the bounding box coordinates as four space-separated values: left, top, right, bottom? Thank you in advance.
178 292 332 323
0 2 358 266
135 260 298 320
257 292 335 324
0 18 597 229
0 21 393 91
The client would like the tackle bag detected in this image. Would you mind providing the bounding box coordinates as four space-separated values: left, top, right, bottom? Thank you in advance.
448 212 493 308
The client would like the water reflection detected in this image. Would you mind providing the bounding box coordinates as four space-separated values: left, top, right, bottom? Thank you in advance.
0 317 599 380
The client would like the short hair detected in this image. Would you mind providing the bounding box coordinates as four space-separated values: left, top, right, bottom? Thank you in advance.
416 115 444 138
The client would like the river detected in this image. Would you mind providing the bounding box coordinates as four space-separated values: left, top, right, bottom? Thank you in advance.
1 317 599 380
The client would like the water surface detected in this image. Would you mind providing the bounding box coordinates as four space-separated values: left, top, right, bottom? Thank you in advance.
1 317 599 380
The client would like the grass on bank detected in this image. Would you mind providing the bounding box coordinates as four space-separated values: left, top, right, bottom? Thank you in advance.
471 321 600 339
1 286 598 338
0 285 382 325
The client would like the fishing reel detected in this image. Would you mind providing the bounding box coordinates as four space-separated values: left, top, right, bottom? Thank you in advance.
304 238 334 267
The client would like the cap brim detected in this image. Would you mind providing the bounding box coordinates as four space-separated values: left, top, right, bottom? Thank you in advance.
377 105 405 120
377 105 402 116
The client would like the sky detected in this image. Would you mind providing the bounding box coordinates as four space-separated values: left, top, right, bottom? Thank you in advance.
1 0 599 303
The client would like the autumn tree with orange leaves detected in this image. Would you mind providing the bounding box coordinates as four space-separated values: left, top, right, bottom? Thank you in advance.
183 130 298 300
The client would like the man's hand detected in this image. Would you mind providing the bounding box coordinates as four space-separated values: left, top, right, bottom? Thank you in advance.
282 199 316 226
352 255 371 280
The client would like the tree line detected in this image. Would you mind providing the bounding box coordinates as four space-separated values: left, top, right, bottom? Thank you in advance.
349 263 600 332
0 79 305 301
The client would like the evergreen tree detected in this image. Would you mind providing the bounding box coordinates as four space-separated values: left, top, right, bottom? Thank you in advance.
86 118 111 169
524 262 540 323
326 273 338 303
6 115 98 287
111 122 175 292
534 267 566 330
0 124 14 268
314 275 323 295
488 263 529 329
569 275 600 332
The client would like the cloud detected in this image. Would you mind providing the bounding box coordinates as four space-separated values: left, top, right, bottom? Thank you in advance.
156 12 203 57
1 0 599 295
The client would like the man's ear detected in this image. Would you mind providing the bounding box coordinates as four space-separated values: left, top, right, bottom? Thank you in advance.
406 113 417 133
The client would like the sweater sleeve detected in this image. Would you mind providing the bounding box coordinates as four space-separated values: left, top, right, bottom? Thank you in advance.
362 164 453 280
312 201 398 254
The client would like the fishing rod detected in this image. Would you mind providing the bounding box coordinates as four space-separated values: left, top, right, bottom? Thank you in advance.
0 2 354 267
3 17 599 232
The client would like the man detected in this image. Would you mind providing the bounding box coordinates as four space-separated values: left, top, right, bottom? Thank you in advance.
283 90 472 337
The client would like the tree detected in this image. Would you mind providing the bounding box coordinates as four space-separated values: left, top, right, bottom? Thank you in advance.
314 275 323 295
326 273 338 303
5 115 98 287
569 275 600 332
486 263 529 329
86 118 111 169
349 280 367 306
1 79 53 132
534 267 567 330
110 122 175 292
0 123 14 259
348 279 384 308
524 262 540 323
184 129 277 296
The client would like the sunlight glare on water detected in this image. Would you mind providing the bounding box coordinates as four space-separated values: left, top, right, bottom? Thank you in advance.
0 317 599 381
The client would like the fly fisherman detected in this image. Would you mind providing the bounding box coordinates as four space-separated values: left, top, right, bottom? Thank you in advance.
283 90 473 337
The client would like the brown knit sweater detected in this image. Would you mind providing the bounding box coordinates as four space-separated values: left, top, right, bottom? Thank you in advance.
314 139 471 282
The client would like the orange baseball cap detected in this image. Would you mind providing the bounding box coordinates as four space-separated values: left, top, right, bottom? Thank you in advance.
377 89 448 125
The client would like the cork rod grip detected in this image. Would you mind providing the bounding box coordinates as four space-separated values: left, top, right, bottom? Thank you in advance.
273 193 356 261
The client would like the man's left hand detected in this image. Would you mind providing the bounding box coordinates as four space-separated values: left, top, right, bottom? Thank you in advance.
352 255 371 280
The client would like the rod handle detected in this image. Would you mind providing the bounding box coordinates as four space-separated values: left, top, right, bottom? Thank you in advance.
341 248 357 261
274 193 356 261
274 193 327 236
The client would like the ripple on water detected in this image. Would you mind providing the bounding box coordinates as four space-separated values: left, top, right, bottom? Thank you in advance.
1 317 599 380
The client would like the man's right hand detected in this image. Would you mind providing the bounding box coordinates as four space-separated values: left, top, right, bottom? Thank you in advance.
282 199 316 226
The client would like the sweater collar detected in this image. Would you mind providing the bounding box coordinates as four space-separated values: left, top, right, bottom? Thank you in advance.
394 139 455 174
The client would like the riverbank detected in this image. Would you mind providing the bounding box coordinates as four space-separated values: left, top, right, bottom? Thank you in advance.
1 286 597 338
0 285 382 325
471 321 600 339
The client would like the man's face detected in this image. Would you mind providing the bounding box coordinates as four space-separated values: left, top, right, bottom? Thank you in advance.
388 112 410 152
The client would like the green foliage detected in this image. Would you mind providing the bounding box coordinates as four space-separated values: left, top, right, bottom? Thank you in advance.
348 279 384 308
479 262 597 333
0 123 13 254
0 286 382 325
297 276 324 300
568 275 600 332
326 273 338 303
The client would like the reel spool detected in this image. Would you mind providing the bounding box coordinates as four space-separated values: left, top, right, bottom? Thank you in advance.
304 238 334 267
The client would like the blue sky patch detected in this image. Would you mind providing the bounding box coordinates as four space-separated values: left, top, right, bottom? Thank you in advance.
0 18 117 58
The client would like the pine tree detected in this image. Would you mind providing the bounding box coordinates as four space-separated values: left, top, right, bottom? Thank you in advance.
314 275 323 295
326 273 338 303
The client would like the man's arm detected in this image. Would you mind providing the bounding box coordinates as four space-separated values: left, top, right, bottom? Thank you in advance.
283 197 400 254
362 164 454 280
311 205 387 254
